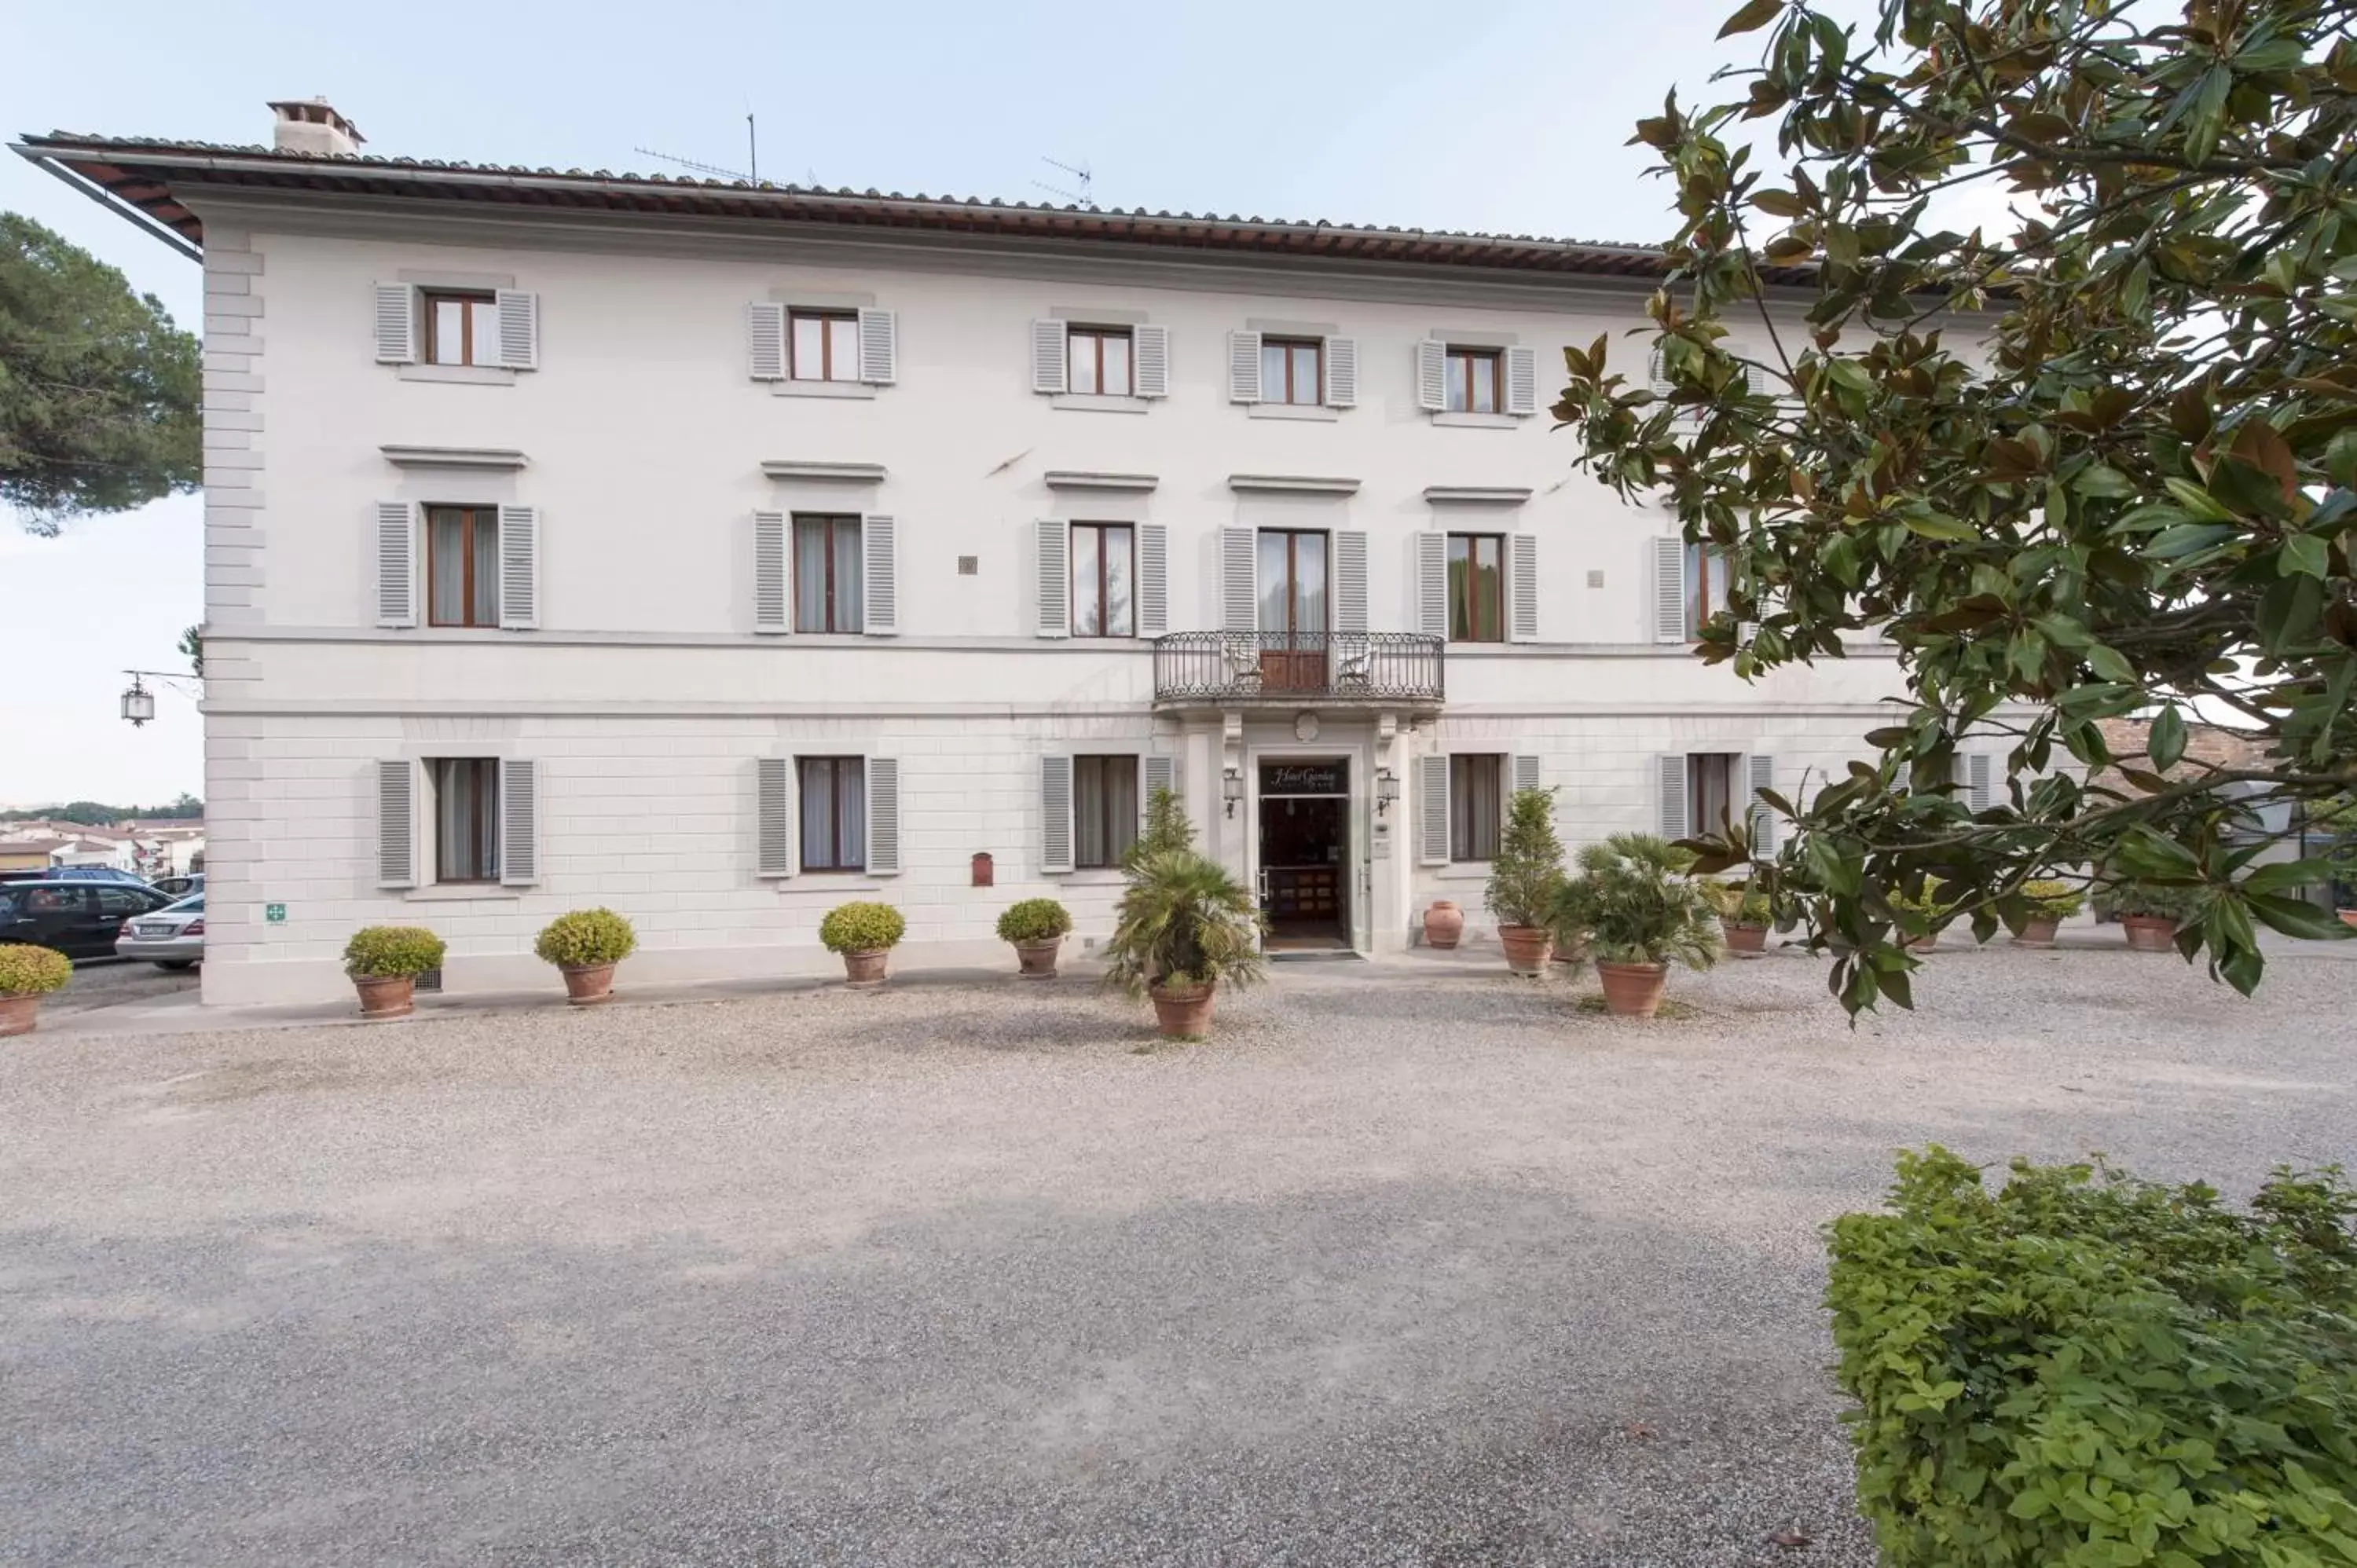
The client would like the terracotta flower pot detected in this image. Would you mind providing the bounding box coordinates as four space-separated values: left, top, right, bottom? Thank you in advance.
1014 938 1061 979
1422 900 1464 949
1552 929 1592 967
1594 961 1670 1018
2338 908 2357 930
2120 914 2177 953
353 973 415 1020
1497 924 1553 976
1905 934 1939 954
1721 920 1768 956
1149 980 1215 1039
2015 917 2060 949
0 994 41 1039
560 962 617 1005
841 949 890 987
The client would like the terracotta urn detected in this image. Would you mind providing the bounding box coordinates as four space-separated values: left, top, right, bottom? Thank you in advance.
1904 934 1939 954
1497 925 1553 976
841 949 890 987
560 962 616 1005
1552 929 1592 967
2015 917 2060 949
1595 961 1670 1018
353 974 416 1020
1721 920 1768 956
1014 938 1061 979
2338 908 2357 930
0 995 41 1039
1422 900 1464 950
2120 915 2176 953
1149 980 1215 1039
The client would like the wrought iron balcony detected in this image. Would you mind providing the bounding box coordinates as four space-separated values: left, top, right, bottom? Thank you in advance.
1151 632 1445 709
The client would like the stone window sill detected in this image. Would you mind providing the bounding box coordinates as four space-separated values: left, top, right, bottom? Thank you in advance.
1050 870 1128 886
1050 394 1150 415
774 380 880 400
397 365 515 387
1248 403 1342 423
405 884 521 903
1430 412 1521 430
1436 863 1492 883
771 876 891 891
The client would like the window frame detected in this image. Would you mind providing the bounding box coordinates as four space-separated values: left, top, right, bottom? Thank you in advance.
425 504 500 628
797 756 867 873
1258 528 1330 638
421 288 497 368
792 514 864 634
1072 753 1140 870
1066 324 1135 398
788 308 861 383
1684 541 1732 642
1260 335 1324 405
1069 521 1136 638
1444 346 1503 414
429 757 502 884
1446 533 1505 644
1688 753 1739 837
1449 753 1504 863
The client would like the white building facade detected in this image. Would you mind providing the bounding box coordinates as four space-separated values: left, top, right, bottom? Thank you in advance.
20 108 1931 1005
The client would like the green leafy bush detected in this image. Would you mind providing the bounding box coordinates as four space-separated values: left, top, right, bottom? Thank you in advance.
1828 1147 2357 1567
1699 877 1772 926
1103 849 1264 995
819 901 904 954
342 925 445 979
995 898 1072 944
1485 787 1566 929
2019 878 2086 921
533 907 637 968
1551 834 1720 969
2109 879 2201 921
0 943 73 997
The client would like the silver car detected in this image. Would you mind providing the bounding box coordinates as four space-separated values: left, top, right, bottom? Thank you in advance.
114 893 204 969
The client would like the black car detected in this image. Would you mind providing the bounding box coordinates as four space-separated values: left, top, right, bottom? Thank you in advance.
0 878 178 959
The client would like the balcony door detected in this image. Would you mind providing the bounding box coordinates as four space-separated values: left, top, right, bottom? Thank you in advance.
1257 529 1328 692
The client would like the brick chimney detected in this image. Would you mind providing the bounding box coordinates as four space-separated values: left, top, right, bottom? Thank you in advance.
268 97 364 157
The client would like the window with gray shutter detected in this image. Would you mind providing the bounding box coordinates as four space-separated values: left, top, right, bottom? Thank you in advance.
1509 534 1539 642
755 758 795 877
1747 753 1778 853
1963 753 1995 812
376 501 416 628
1036 518 1071 637
1137 522 1169 638
1651 536 1687 643
1334 531 1369 635
863 514 899 634
1325 336 1358 408
499 759 539 886
494 291 539 371
1031 319 1068 394
1657 754 1691 841
374 283 416 364
1504 346 1539 416
1040 754 1075 874
1417 754 1451 865
1142 754 1178 817
1511 754 1542 796
377 759 416 888
748 303 786 381
1135 325 1170 398
498 505 539 630
1221 527 1258 633
865 757 902 874
1416 340 1447 412
1415 532 1449 636
753 511 790 633
1227 331 1262 402
857 308 897 384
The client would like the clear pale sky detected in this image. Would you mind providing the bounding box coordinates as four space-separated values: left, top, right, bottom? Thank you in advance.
1 0 1819 808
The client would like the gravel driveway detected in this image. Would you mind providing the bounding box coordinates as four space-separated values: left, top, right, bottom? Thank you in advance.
4 943 2352 1566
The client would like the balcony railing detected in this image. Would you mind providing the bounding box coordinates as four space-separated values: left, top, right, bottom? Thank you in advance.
1152 632 1445 706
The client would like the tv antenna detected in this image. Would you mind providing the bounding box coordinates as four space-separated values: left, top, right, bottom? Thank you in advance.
1032 156 1096 207
634 145 753 183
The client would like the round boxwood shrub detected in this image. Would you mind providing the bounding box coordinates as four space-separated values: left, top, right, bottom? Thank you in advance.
819 901 904 955
533 907 637 969
995 898 1072 945
343 925 446 979
0 943 74 997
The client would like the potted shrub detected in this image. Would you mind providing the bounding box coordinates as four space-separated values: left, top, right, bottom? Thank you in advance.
1552 834 1720 1018
819 901 904 986
1104 848 1266 1038
2012 879 2085 948
2110 881 2196 952
996 897 1072 978
342 925 445 1020
1486 786 1566 976
533 907 637 1005
1699 877 1773 956
1886 875 1951 953
0 943 73 1038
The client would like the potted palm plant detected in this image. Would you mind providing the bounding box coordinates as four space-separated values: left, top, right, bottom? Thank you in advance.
1103 848 1266 1038
0 943 73 1038
533 907 637 1004
343 925 445 1019
2108 881 2197 952
1486 786 1566 976
996 898 1072 978
1552 834 1720 1018
1699 877 1773 955
2012 879 2085 948
820 901 904 986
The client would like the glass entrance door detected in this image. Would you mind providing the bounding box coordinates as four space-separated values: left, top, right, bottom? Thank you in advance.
1256 758 1349 947
1257 530 1328 692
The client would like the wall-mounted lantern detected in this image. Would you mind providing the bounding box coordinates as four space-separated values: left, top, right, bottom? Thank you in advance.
119 676 156 727
1222 766 1244 819
1375 767 1399 818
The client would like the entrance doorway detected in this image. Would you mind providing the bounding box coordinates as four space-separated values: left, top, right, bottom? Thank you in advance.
1258 757 1348 948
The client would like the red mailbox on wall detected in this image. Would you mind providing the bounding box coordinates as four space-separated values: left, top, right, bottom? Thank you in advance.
971 852 995 888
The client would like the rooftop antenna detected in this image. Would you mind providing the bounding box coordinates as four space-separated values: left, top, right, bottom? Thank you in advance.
633 145 753 182
746 112 758 184
1032 155 1095 208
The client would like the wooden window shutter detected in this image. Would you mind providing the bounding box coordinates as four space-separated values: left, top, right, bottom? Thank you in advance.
499 759 539 886
1416 340 1447 412
1035 518 1071 638
376 502 416 628
747 303 787 381
1651 536 1687 643
494 290 539 370
864 757 902 874
1039 754 1075 874
376 759 416 888
498 505 539 630
373 283 416 364
1657 754 1691 841
1504 346 1539 416
1333 530 1369 635
1508 533 1540 642
1227 330 1262 402
1417 754 1451 866
753 511 790 634
1965 752 1994 812
1030 319 1068 394
857 308 897 384
1134 324 1170 398
1747 753 1778 854
1142 755 1178 819
1512 754 1542 796
1324 336 1358 408
862 514 898 634
1221 527 1259 633
1414 532 1448 637
755 757 796 877
1137 522 1169 638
